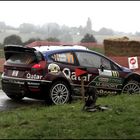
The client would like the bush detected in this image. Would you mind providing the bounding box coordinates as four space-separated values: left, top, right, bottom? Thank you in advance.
3 34 22 45
81 33 97 43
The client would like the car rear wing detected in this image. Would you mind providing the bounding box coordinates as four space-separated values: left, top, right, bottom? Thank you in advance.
4 45 37 60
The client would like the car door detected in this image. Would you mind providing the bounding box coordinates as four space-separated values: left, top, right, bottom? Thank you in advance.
75 51 123 95
48 51 79 82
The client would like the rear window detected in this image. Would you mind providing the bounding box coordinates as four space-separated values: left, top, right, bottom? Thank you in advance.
7 53 36 64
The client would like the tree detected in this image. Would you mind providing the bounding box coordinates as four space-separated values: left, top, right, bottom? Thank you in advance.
3 34 22 45
23 38 41 46
80 33 97 43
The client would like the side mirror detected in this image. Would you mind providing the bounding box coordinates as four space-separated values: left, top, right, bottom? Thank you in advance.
100 65 104 72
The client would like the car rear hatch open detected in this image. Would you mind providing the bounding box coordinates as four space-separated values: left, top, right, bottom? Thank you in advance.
3 45 47 80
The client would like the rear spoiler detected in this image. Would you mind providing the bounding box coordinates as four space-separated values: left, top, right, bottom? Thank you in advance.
4 45 37 60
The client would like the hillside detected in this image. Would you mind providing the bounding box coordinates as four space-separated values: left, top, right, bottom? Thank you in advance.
0 29 140 44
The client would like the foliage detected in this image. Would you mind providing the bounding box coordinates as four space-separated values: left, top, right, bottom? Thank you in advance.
90 47 104 54
0 43 4 48
3 34 22 45
46 37 60 42
0 48 4 58
23 38 41 46
81 33 97 43
0 94 139 139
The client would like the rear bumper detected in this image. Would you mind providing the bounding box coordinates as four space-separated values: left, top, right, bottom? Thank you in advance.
1 75 52 98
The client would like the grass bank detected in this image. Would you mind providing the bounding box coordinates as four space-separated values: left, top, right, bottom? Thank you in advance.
0 94 139 139
90 47 104 54
0 48 4 58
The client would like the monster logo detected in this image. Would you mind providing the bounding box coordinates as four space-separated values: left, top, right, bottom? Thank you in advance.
48 63 60 74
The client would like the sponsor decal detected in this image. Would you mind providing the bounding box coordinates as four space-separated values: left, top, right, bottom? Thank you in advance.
98 77 109 82
109 77 122 84
62 68 92 82
13 81 24 85
95 82 118 89
26 73 43 80
98 69 112 76
89 76 123 89
96 76 122 84
12 70 19 77
27 82 40 85
97 89 117 95
3 79 24 84
48 63 60 74
112 71 119 77
98 69 119 77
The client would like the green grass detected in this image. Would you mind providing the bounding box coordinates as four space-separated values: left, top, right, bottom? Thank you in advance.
0 94 139 139
0 48 4 58
90 47 105 54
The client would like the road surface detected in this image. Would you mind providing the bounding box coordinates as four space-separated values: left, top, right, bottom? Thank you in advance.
0 90 46 111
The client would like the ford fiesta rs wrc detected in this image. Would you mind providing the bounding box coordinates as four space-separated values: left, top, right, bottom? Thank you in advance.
1 45 140 105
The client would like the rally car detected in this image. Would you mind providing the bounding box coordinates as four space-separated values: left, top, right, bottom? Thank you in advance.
1 45 140 105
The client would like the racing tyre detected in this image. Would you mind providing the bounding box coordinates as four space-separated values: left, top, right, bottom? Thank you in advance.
49 81 70 105
122 80 140 94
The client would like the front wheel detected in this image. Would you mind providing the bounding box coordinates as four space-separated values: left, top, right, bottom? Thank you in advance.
49 81 70 105
122 80 140 94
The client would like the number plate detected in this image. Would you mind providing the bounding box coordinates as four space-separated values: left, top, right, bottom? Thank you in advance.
12 70 19 77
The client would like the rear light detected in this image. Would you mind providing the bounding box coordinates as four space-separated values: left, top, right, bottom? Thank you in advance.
31 64 43 74
32 64 42 70
4 67 8 74
31 61 47 74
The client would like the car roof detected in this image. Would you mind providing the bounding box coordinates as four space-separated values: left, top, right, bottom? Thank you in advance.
37 46 124 70
37 46 102 60
33 45 89 52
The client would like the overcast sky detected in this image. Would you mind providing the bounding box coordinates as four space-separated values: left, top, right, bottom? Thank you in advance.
0 1 140 33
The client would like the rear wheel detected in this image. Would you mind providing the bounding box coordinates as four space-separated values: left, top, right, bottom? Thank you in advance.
49 81 70 105
122 80 140 94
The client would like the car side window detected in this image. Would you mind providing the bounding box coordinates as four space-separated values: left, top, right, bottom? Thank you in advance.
76 52 101 68
51 52 75 64
76 51 111 69
100 57 111 70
